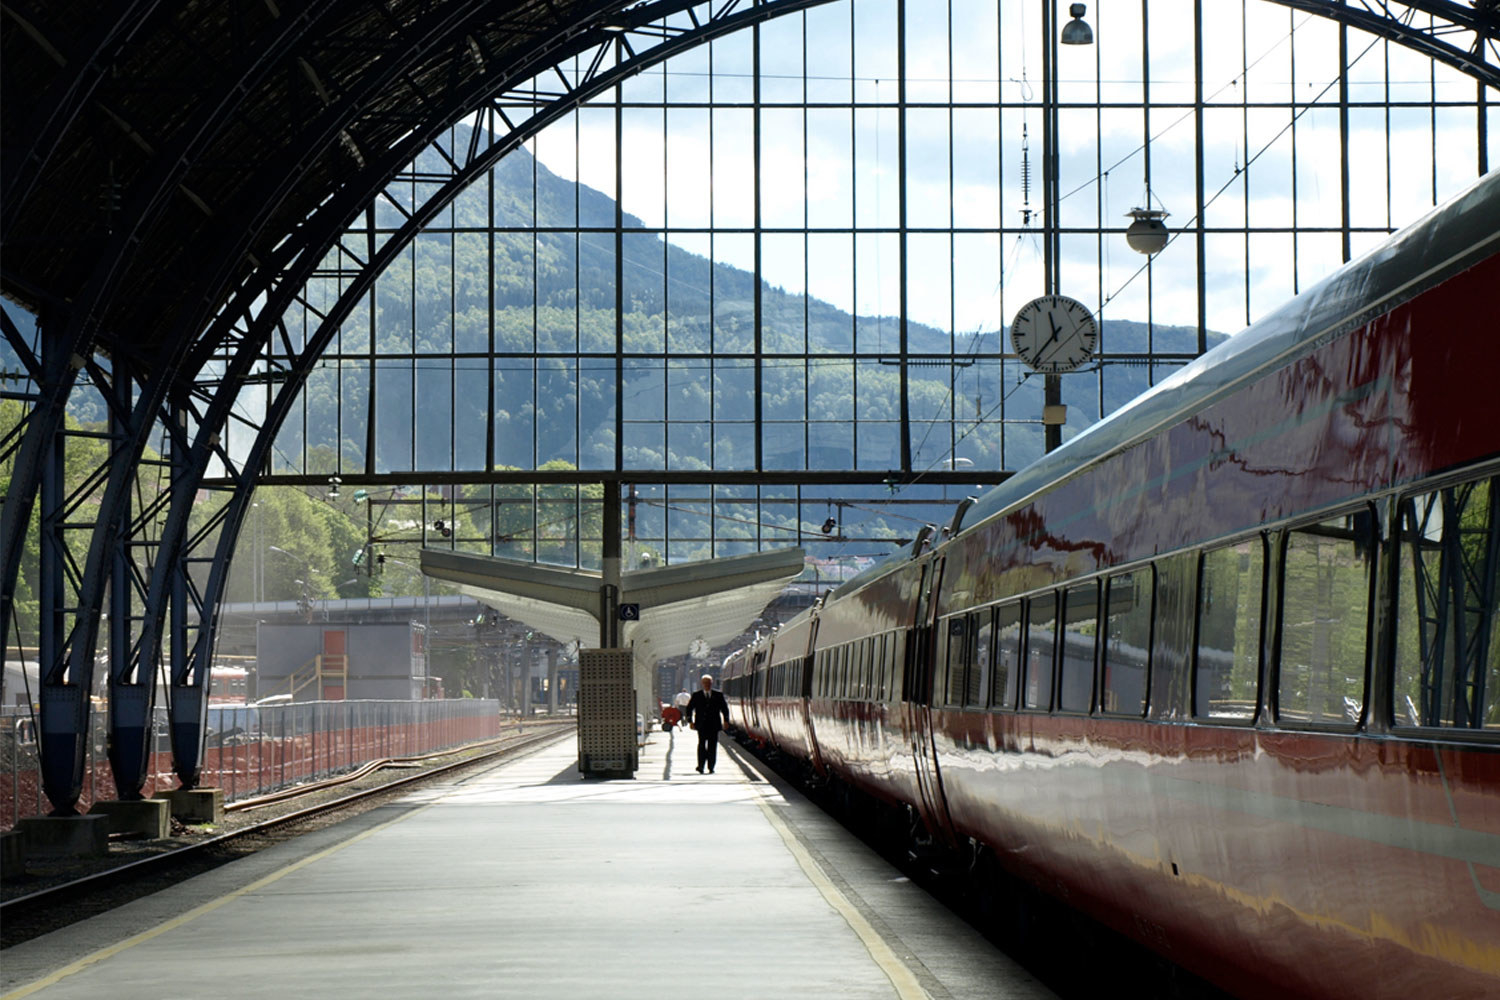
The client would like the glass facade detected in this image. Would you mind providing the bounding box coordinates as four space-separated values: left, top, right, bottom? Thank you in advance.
203 0 1496 569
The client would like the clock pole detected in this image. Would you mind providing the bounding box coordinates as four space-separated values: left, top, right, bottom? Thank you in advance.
1040 2 1094 453
1042 0 1061 452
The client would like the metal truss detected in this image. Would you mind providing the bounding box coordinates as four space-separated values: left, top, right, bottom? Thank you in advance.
1 0 651 811
2 0 1494 815
1266 2 1499 90
5 0 835 814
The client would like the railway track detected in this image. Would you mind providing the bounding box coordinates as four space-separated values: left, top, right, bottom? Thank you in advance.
1 722 573 947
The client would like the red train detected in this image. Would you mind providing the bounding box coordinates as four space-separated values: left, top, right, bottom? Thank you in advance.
724 170 1500 999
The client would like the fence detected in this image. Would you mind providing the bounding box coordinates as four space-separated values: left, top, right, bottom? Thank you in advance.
1 699 502 830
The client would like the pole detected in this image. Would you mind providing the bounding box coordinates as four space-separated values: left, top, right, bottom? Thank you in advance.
601 480 620 648
1043 0 1062 453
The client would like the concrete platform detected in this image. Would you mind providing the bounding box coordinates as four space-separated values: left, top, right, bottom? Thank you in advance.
1 730 1054 1000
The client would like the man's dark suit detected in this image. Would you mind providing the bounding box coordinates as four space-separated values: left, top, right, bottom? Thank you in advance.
685 688 730 773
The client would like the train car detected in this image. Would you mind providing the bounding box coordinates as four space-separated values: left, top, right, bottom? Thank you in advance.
756 613 821 763
729 169 1500 999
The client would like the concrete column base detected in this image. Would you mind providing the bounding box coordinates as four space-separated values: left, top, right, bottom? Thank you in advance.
1 830 26 880
16 814 110 858
88 798 172 839
152 787 224 825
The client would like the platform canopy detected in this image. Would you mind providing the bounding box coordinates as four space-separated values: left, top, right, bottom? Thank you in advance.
419 547 806 668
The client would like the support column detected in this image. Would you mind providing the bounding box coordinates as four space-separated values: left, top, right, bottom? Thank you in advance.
37 413 85 814
601 480 620 649
107 371 150 801
547 646 558 715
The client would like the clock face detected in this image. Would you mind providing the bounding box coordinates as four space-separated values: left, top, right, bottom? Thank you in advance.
1010 295 1098 374
689 638 710 660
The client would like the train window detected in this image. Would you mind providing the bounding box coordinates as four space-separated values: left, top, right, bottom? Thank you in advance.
1059 583 1099 713
1277 511 1373 727
864 638 876 701
865 638 877 700
1024 593 1057 710
1195 539 1264 722
1394 474 1500 728
944 617 969 707
888 632 904 701
968 610 992 707
1102 570 1151 715
992 601 1022 709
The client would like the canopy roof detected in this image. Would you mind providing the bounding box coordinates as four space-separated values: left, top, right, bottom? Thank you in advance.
419 547 806 666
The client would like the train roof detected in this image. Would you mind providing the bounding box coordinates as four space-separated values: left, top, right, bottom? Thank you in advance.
958 169 1500 540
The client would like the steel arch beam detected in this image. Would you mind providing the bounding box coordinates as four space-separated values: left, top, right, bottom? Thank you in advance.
138 0 830 794
1264 1 1498 90
0 0 167 229
30 4 343 810
7 0 628 810
46 1 520 810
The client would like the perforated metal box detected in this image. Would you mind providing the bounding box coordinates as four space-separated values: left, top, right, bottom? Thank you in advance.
577 648 637 777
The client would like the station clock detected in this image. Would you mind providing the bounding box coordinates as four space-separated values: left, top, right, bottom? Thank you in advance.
1010 295 1098 374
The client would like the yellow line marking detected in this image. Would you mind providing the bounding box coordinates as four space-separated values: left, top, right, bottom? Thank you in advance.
734 752 930 1000
3 803 434 999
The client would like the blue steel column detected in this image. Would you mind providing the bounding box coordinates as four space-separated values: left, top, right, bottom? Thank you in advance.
105 371 151 799
35 365 87 814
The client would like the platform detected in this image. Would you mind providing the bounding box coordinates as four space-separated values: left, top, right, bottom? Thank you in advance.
1 730 1054 1000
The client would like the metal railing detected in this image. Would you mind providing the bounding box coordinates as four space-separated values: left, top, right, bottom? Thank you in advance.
1 699 503 830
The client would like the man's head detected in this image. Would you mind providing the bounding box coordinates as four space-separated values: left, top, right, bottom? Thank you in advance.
700 673 713 692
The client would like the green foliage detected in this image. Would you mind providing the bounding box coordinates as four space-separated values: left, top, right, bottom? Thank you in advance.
223 486 383 604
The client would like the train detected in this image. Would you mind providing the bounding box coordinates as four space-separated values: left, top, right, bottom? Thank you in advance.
723 168 1500 1000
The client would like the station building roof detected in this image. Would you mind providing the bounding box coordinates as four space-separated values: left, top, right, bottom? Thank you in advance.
420 546 807 666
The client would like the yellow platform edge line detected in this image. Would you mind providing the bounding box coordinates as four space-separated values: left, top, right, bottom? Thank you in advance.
733 750 931 1000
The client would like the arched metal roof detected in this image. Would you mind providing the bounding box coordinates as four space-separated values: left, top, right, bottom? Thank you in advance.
2 1 1495 365
1 0 1496 816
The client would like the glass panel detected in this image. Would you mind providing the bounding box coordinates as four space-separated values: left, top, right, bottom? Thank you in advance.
1024 594 1056 710
1278 512 1373 727
968 611 991 707
1102 570 1152 716
992 602 1021 709
1195 539 1263 721
1394 477 1499 729
1059 583 1098 713
944 616 968 707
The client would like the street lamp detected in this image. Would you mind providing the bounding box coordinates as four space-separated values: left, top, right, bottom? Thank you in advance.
1061 4 1093 46
1125 207 1171 255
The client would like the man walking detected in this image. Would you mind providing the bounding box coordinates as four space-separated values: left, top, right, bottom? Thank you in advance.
685 673 730 774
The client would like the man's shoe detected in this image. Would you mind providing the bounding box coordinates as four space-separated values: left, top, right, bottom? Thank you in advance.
708 768 714 773
696 766 703 773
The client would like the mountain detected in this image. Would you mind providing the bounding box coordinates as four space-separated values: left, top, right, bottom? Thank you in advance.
9 125 1221 473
